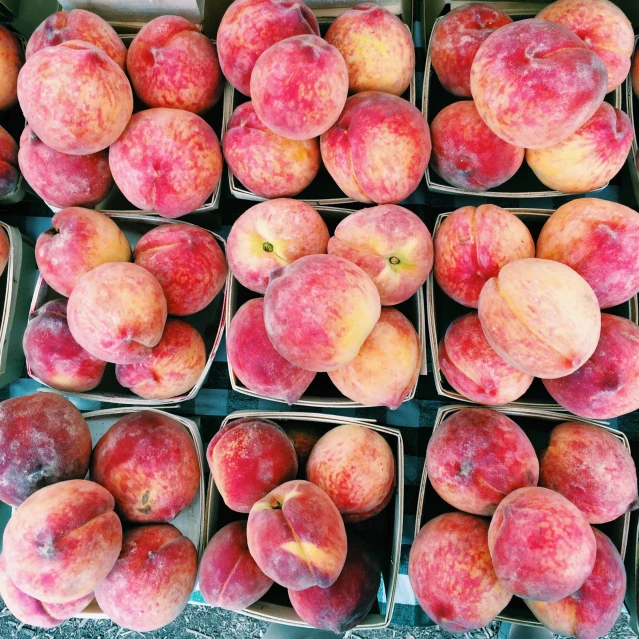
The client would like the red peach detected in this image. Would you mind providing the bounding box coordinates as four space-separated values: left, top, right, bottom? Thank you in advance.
0 226 8 276
0 124 18 198
0 25 22 111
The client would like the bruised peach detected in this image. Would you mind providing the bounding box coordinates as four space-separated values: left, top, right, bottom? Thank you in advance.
0 25 22 111
0 125 18 197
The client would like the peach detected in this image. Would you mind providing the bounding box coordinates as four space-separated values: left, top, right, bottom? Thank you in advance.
284 423 323 476
26 10 126 70
94 524 197 632
227 298 315 404
91 410 199 523
207 417 298 513
19 126 113 209
109 108 222 218
470 19 608 148
0 25 22 111
67 262 167 365
488 487 597 601
17 41 132 155
289 538 380 632
321 91 431 204
325 3 414 96
409 513 512 631
539 421 637 524
426 408 538 516
246 479 347 590
526 528 626 639
127 16 222 114
327 204 433 305
478 258 601 378
251 35 348 140
217 0 319 96
536 198 639 309
3 479 122 603
133 224 226 316
434 205 535 308
264 254 381 372
0 393 92 506
199 521 273 611
223 101 320 199
0 124 18 198
430 101 524 191
0 226 8 276
431 3 512 97
328 308 420 409
227 199 329 294
537 0 633 93
439 312 534 405
307 424 395 522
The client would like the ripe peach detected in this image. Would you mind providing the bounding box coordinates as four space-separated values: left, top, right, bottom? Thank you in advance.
284 423 323 476
207 417 298 513
434 205 535 308
127 16 222 114
227 298 315 404
67 262 167 365
321 91 431 204
488 487 597 601
0 25 22 111
17 41 132 154
133 223 226 316
470 19 608 148
251 35 348 140
264 254 381 372
109 108 222 218
246 480 347 590
478 258 601 378
327 204 433 305
227 199 329 294
0 124 18 197
0 226 9 276
91 410 200 523
409 513 512 631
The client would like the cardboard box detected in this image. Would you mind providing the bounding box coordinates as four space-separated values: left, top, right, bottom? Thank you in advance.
415 404 631 628
203 410 404 630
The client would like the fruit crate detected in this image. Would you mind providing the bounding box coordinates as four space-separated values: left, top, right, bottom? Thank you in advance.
26 214 227 405
626 34 639 208
427 208 639 410
202 410 404 630
415 404 631 628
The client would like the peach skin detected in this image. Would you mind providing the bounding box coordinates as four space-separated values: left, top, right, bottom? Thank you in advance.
0 125 19 197
0 25 22 111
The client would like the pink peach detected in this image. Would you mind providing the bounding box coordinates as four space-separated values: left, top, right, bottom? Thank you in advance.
0 124 18 197
0 25 22 111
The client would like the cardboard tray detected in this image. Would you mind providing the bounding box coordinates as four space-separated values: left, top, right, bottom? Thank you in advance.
626 35 639 208
415 404 631 628
202 410 404 630
27 214 227 406
427 208 639 410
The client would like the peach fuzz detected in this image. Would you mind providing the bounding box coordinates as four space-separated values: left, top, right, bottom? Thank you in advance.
439 313 533 405
327 205 433 305
409 513 512 631
3 479 122 603
23 298 106 392
91 410 199 523
321 91 431 204
434 205 534 308
223 102 320 199
537 0 633 93
207 417 298 513
26 10 126 69
526 528 626 639
216 0 319 96
127 16 222 114
247 480 347 590
199 521 273 611
307 424 395 522
109 108 222 218
94 524 197 632
478 258 601 379
67 262 167 365
227 199 329 294
430 3 512 97
328 308 421 409
0 25 22 111
0 226 9 276
470 19 607 148
264 254 381 372
0 125 18 198
134 223 226 316
251 35 348 140
227 298 315 404
17 41 132 155
536 198 639 309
